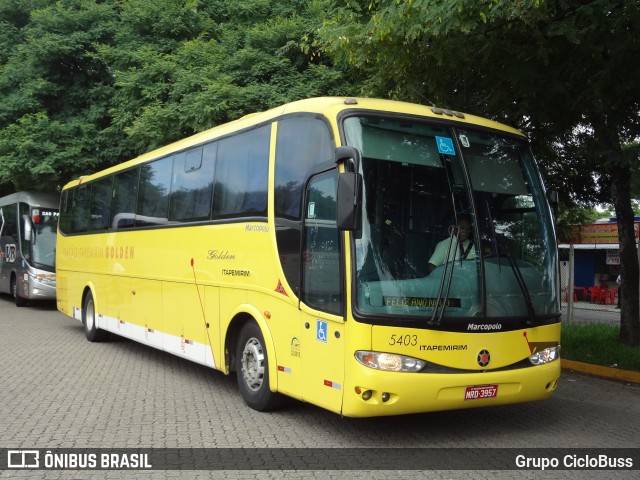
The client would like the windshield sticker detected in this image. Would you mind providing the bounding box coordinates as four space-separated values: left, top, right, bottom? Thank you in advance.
436 136 455 155
384 296 461 308
459 134 470 148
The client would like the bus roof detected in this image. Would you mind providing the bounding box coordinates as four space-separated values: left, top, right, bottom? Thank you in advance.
0 191 60 208
62 97 526 190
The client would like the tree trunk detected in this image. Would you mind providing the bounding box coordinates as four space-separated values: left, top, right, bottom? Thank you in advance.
611 161 640 346
593 114 640 347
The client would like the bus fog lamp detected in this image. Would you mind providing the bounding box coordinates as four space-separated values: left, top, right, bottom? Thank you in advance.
528 346 560 365
381 392 390 402
355 351 426 372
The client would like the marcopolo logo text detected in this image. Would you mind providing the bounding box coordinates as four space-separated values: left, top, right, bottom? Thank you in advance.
467 323 502 331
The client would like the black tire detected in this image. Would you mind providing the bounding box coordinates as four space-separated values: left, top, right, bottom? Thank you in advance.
236 321 286 411
82 291 108 342
11 276 27 307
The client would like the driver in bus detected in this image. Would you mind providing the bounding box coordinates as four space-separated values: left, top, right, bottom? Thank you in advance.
427 214 476 274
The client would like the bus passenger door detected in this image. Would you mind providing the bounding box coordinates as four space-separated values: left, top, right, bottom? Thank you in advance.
299 171 345 414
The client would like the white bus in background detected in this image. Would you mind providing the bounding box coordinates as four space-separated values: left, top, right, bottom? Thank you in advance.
0 191 59 306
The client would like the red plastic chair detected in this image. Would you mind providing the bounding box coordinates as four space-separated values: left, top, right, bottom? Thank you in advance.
585 286 599 303
594 286 609 304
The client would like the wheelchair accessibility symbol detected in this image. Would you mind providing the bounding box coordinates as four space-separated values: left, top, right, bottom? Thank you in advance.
436 136 455 156
316 320 328 343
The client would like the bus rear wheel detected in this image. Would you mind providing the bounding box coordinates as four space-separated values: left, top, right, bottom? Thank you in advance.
83 291 108 342
11 275 27 307
236 321 285 411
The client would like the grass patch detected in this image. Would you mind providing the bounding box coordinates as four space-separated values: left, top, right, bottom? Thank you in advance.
561 323 640 371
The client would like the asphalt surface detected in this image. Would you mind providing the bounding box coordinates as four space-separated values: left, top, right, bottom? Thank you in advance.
0 295 638 479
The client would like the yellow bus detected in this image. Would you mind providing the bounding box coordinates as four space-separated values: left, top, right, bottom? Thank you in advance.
56 97 560 417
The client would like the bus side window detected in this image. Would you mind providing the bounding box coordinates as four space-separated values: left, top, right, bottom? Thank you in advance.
169 146 214 222
302 171 342 314
138 156 172 226
2 203 18 246
89 177 113 232
274 116 334 296
111 168 140 229
72 185 91 233
213 125 269 219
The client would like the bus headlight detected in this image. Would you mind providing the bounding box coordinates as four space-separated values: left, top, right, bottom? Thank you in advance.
528 346 560 365
29 272 56 286
355 351 426 372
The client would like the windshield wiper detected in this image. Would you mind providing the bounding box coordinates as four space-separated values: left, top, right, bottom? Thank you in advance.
496 235 537 324
484 201 536 323
430 225 459 325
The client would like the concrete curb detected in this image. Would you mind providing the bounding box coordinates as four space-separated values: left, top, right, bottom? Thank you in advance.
561 359 640 385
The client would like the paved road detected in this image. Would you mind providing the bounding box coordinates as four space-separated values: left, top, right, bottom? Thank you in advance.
0 295 638 479
561 303 621 325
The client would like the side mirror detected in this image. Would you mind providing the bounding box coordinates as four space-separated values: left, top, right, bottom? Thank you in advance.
336 171 363 231
335 146 361 173
335 146 363 231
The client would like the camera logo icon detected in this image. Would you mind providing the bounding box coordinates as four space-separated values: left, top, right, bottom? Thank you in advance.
7 450 39 468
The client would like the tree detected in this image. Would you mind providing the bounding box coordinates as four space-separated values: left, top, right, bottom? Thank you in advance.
0 0 351 196
0 0 118 195
320 0 640 345
101 0 350 152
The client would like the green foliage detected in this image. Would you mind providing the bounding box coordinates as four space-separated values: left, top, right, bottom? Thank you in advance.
562 323 640 372
102 0 349 152
0 0 119 194
555 203 601 243
0 0 350 195
320 0 640 204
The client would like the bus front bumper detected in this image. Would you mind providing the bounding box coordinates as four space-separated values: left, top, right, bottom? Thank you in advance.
340 360 561 417
27 274 56 300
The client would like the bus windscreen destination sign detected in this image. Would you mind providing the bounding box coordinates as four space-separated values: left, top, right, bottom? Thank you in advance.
384 297 462 308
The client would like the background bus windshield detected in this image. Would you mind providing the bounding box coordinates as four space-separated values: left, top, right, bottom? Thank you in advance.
29 208 58 270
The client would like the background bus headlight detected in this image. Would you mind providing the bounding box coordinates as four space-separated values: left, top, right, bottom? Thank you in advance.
355 351 426 372
29 271 56 286
528 346 560 365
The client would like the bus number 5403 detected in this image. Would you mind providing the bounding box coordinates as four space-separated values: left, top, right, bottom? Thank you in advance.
388 334 418 347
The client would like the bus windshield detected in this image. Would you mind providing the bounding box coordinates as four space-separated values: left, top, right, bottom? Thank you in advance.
28 208 58 270
344 115 558 323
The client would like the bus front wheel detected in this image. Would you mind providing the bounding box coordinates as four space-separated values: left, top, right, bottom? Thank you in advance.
236 321 285 411
11 275 27 307
83 291 108 342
